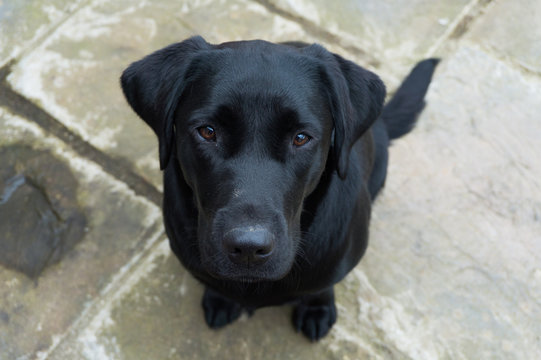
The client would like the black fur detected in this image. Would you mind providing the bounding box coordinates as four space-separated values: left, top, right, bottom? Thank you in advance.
121 36 438 341
381 58 440 140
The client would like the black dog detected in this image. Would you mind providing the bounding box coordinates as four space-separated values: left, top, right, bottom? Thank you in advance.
121 36 438 341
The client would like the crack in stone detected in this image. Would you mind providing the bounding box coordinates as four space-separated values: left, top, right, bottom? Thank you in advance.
425 0 495 57
0 173 25 205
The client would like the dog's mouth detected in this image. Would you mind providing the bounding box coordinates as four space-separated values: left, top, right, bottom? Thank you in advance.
205 266 290 283
223 276 265 284
202 253 294 283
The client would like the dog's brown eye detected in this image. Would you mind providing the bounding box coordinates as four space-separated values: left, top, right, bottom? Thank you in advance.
198 126 216 141
293 133 311 147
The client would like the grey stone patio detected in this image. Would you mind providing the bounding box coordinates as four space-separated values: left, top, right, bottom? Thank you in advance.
1 0 540 359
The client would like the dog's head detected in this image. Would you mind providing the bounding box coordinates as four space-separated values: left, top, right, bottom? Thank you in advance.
121 36 385 282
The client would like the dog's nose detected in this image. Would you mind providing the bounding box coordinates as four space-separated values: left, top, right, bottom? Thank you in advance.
223 227 274 266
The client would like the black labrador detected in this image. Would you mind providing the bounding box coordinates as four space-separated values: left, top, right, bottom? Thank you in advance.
121 36 438 341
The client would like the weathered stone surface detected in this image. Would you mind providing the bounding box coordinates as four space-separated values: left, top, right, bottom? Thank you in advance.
2 0 541 359
362 44 541 359
0 108 163 359
47 244 378 360
264 0 471 75
40 46 541 360
0 145 86 278
0 0 85 66
467 0 541 73
6 0 317 189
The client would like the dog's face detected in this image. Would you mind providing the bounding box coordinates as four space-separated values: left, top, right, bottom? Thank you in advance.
121 37 385 282
174 51 334 281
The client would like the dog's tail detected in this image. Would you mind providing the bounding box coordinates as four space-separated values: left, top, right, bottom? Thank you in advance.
380 58 440 140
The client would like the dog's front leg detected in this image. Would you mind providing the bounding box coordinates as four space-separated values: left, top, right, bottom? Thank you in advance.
292 286 337 341
202 287 243 329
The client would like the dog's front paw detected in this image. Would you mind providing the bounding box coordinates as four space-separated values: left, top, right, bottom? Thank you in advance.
202 287 243 329
292 289 337 341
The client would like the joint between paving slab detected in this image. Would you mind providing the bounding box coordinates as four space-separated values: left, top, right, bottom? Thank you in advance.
0 62 162 207
252 0 381 68
425 0 494 58
486 50 541 78
38 226 168 359
425 0 541 78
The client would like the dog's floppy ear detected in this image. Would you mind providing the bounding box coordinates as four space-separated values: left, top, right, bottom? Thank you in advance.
302 45 386 179
120 36 211 169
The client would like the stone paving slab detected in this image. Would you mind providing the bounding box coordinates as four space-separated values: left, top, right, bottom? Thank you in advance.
51 247 334 359
5 0 439 191
362 44 541 359
6 0 332 190
467 0 541 73
34 44 541 360
2 0 541 359
47 243 386 360
0 0 86 66
0 108 164 359
263 0 471 77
